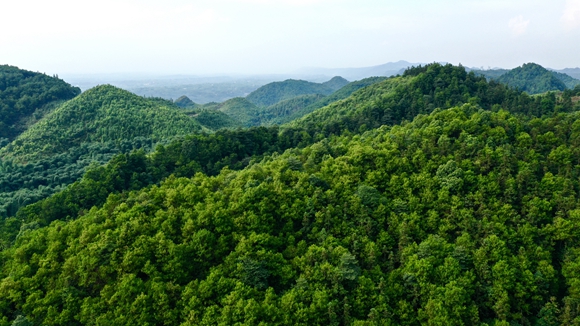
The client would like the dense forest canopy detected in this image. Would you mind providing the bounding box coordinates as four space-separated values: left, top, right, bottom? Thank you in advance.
0 65 81 141
2 63 580 325
5 104 580 324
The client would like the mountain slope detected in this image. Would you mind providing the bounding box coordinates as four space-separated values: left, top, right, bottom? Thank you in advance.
0 65 81 141
213 97 261 127
252 77 387 126
1 85 203 161
286 63 567 137
496 63 567 94
5 106 580 324
246 78 345 107
552 71 580 89
0 85 204 217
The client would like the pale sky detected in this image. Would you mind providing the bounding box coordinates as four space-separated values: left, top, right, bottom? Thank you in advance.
1 0 580 75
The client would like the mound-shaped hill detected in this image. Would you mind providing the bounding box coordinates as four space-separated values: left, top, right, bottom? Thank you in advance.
497 63 567 94
0 85 204 216
252 77 387 126
174 95 196 108
321 76 349 90
6 105 580 324
0 65 81 141
286 63 567 137
246 77 347 107
213 97 261 126
251 94 326 126
191 109 242 129
1 85 203 161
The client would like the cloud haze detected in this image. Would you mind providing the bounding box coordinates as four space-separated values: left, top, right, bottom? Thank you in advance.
1 0 579 75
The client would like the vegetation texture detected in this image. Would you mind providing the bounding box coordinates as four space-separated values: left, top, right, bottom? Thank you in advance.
0 65 80 141
3 64 580 325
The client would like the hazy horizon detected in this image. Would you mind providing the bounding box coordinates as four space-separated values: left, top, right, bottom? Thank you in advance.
3 0 580 76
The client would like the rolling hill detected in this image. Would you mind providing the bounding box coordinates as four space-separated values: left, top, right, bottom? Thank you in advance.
0 65 81 141
0 85 205 217
246 77 348 107
3 63 580 325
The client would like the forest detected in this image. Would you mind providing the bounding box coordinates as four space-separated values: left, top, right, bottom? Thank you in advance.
1 63 580 325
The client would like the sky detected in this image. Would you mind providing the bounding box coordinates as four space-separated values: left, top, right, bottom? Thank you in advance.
1 0 580 75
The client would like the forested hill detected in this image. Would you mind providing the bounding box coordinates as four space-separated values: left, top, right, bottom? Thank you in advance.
1 84 203 161
473 63 580 94
6 105 580 324
251 77 387 126
0 65 81 142
246 77 349 107
0 85 204 217
497 63 568 94
287 63 578 138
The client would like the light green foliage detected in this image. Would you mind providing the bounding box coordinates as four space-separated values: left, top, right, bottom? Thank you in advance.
3 105 580 324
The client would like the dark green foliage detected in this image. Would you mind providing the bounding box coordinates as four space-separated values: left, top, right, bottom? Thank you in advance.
246 78 345 107
255 77 388 126
252 94 326 126
174 95 196 108
5 126 309 244
0 85 204 217
1 85 203 161
321 76 350 91
214 97 261 127
497 63 568 94
4 63 580 325
288 63 571 138
5 106 580 324
552 71 580 89
191 109 242 129
0 65 80 140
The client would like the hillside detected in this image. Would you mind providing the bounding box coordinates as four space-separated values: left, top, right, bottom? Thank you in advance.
246 77 348 107
251 94 326 126
496 63 567 94
212 97 261 127
552 71 580 89
286 63 575 138
0 85 204 217
0 65 81 141
252 77 387 126
190 109 242 129
5 105 580 324
1 85 203 161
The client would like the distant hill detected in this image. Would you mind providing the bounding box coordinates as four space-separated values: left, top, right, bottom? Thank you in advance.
468 68 510 79
251 94 326 126
551 71 580 89
553 67 580 80
0 65 81 142
286 63 566 137
246 77 348 107
213 97 261 127
174 95 196 108
190 109 242 130
471 63 580 93
252 76 388 126
496 63 567 94
296 60 421 80
321 76 350 90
